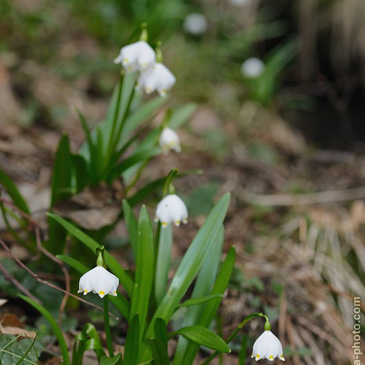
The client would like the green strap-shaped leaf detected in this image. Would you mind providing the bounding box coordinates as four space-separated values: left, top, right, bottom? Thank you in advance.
140 194 230 364
145 339 169 365
122 200 138 259
57 254 89 273
51 135 73 206
154 224 172 305
19 295 70 365
124 315 139 365
148 194 230 328
174 326 230 353
173 226 224 364
0 167 29 213
100 353 122 365
48 212 134 297
129 206 154 346
178 294 223 308
154 318 168 350
122 96 167 143
108 148 160 182
182 247 236 364
169 103 197 129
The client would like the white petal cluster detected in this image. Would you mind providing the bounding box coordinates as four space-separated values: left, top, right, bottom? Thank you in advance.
114 41 156 72
251 330 285 362
137 63 176 97
228 0 251 6
241 57 265 78
78 266 119 299
159 128 181 154
183 13 208 35
155 194 188 227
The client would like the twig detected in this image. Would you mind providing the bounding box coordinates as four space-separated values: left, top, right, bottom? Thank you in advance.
1 196 72 323
34 227 70 325
0 262 40 304
0 238 115 318
0 195 39 227
243 186 365 206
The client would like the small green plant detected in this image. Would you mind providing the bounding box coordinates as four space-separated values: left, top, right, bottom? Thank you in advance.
0 26 285 364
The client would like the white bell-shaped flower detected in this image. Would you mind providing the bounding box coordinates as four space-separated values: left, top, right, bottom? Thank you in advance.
251 330 285 362
155 194 188 227
114 41 156 72
78 266 119 299
241 57 265 78
183 13 208 35
159 128 181 154
136 63 176 96
229 0 251 6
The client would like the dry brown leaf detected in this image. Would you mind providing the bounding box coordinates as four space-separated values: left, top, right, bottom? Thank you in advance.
0 325 37 339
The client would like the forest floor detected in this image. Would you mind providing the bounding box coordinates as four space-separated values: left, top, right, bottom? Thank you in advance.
0 1 364 364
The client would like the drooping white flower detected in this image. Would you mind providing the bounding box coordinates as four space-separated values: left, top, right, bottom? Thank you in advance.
136 63 176 96
183 13 208 35
241 57 265 78
251 330 285 362
78 266 119 299
114 41 156 72
155 194 188 227
228 0 251 6
159 128 181 154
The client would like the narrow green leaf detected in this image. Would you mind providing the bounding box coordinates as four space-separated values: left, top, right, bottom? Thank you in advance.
15 333 38 365
76 109 99 181
169 103 197 129
122 96 167 142
0 167 29 213
174 326 230 353
199 247 236 326
146 194 230 335
57 254 89 273
100 353 121 365
19 295 70 364
183 247 236 364
145 339 169 365
109 148 160 181
71 155 88 193
47 213 133 297
127 176 166 207
122 200 138 259
124 315 139 365
130 206 154 341
155 224 172 305
178 294 223 308
173 227 224 364
51 135 73 206
154 319 168 350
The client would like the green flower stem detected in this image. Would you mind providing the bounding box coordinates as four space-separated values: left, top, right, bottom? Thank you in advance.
162 169 178 196
103 296 114 357
200 313 267 365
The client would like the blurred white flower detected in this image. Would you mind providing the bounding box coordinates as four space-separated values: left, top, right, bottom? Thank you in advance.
228 0 251 6
136 63 176 96
183 13 208 35
159 127 181 154
78 266 119 299
251 330 285 362
155 194 188 227
114 41 156 72
241 57 265 78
